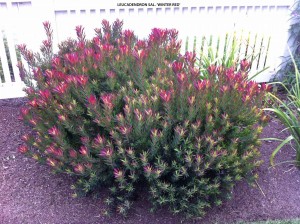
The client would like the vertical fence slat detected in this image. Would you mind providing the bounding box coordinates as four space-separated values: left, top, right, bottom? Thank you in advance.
0 28 11 84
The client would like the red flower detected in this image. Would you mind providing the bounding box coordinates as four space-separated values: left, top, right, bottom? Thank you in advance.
48 126 60 137
177 72 187 83
160 90 172 103
65 53 79 65
58 114 66 122
69 149 77 158
100 147 113 158
240 59 251 71
194 80 210 90
29 119 37 126
79 146 88 156
47 158 57 167
207 65 217 75
20 107 29 116
74 164 85 173
18 145 28 153
76 75 88 86
132 49 146 61
144 165 153 174
21 134 30 142
54 82 68 94
119 45 129 55
172 61 184 73
119 126 132 135
188 96 195 105
29 99 38 108
39 89 51 100
184 51 196 64
94 134 105 146
52 57 60 68
106 71 116 78
113 168 124 179
101 94 114 109
88 94 97 105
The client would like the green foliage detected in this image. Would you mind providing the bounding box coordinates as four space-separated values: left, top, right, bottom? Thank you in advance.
18 19 269 217
276 0 300 88
264 51 300 166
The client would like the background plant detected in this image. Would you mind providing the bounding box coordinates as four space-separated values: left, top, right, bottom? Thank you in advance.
264 52 300 166
18 19 270 217
276 0 300 88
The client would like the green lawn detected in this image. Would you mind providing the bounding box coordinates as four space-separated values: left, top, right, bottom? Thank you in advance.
240 219 300 224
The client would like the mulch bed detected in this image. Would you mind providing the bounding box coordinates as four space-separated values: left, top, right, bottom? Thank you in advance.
1 98 300 224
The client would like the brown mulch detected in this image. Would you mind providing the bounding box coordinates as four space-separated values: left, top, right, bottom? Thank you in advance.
0 98 300 224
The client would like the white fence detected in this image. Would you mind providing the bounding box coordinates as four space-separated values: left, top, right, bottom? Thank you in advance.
0 0 294 99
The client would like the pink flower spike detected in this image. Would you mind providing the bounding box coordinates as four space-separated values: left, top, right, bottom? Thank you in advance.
88 94 97 105
48 126 60 137
172 61 184 73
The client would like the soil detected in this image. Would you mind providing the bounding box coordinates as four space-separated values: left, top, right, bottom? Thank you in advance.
0 98 300 224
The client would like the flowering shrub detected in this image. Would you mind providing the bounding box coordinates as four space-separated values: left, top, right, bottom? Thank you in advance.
18 19 270 217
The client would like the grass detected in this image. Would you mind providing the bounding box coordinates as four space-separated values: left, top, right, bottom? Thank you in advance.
239 219 300 224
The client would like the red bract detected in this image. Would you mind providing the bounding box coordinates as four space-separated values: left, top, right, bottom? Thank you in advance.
69 149 77 158
39 89 51 100
119 45 129 55
172 61 184 73
100 147 113 158
76 75 88 86
160 90 172 103
48 126 60 137
207 65 217 75
52 57 61 68
29 99 38 108
113 168 123 179
47 158 57 167
65 53 79 65
184 51 196 64
177 72 187 83
106 71 116 78
79 146 88 156
58 114 66 122
88 94 97 105
18 145 28 153
54 82 68 94
94 134 105 146
119 126 132 135
240 59 251 71
101 94 114 109
194 80 210 90
132 49 146 61
74 164 85 173
21 134 30 142
20 107 29 116
123 29 134 44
